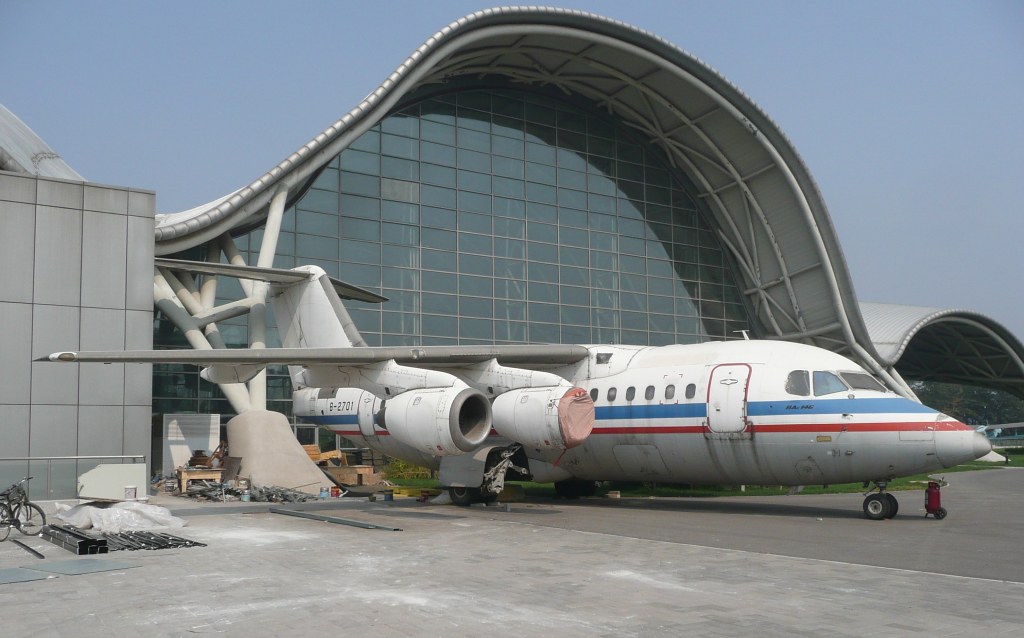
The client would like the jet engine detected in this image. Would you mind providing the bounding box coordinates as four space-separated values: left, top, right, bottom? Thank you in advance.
492 386 595 450
380 386 492 456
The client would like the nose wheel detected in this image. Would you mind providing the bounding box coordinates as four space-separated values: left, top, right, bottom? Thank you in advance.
862 482 898 520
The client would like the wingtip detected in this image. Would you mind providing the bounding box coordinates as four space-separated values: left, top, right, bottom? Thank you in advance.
43 352 79 362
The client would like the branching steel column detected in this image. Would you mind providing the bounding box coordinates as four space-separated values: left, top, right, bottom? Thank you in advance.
153 272 252 413
247 189 288 410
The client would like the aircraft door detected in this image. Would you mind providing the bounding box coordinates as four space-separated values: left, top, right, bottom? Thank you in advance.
706 364 751 434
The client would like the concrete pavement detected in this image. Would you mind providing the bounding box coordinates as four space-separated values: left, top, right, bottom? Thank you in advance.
1 467 1021 637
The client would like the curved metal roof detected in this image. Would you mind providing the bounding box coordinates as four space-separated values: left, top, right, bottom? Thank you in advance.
860 302 1024 399
0 103 84 180
147 6 1023 397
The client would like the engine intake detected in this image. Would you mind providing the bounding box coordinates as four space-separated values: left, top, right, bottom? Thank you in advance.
381 386 492 456
492 386 594 450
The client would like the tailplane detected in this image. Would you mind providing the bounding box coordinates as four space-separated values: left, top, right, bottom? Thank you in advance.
270 265 375 348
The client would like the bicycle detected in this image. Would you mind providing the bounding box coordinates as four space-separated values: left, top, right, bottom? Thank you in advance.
0 477 46 536
0 502 12 542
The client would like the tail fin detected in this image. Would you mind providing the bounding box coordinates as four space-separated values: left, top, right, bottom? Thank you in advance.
271 266 369 348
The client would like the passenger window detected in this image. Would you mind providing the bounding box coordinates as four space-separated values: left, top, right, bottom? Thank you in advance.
813 371 849 396
645 385 655 400
589 388 598 402
607 387 617 402
626 387 636 401
665 385 675 400
685 383 696 399
786 370 810 396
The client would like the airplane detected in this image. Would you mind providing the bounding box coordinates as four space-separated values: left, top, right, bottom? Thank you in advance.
46 263 992 520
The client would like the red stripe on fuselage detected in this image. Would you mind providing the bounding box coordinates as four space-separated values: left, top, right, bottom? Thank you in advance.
592 421 968 435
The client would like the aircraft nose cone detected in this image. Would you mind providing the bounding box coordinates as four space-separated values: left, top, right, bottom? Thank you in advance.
973 431 992 459
935 426 992 467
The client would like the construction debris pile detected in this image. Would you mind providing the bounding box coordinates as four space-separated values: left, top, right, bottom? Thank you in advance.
180 481 321 503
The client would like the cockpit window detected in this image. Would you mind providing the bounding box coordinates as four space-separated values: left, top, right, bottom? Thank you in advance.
813 371 849 396
840 372 887 393
786 370 810 396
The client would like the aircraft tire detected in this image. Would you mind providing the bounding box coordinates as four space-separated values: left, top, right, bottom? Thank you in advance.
883 493 899 519
863 493 891 521
448 486 481 507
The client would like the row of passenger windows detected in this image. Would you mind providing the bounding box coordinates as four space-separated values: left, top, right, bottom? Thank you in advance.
785 370 887 397
589 383 698 403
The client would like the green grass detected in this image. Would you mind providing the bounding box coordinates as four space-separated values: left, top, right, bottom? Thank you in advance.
389 448 1021 499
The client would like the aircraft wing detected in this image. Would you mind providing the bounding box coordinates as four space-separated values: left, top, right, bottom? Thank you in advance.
44 344 591 367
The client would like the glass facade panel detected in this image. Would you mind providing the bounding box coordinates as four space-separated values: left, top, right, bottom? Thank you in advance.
155 86 750 419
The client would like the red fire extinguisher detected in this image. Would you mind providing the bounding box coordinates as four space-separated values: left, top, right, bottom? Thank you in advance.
925 481 947 519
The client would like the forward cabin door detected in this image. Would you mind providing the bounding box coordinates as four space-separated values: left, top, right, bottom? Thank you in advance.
706 364 751 434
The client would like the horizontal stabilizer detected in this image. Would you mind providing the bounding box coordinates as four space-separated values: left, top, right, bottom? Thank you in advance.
155 257 387 303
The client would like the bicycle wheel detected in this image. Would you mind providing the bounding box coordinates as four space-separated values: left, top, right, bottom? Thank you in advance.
0 503 12 542
15 502 45 536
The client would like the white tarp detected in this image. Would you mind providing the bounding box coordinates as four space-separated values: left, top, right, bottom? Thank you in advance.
56 501 187 534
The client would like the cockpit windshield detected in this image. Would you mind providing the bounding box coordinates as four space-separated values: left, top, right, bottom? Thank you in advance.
812 371 848 396
839 372 887 393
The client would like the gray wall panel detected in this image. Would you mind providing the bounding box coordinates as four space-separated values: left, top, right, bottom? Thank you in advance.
84 185 127 214
0 302 32 404
0 171 36 204
126 216 155 311
0 405 31 456
82 211 128 309
36 178 83 210
124 311 153 407
0 200 36 303
125 309 154 350
77 405 124 456
127 189 155 218
79 308 126 406
33 205 83 306
30 304 79 405
122 405 152 461
29 404 78 457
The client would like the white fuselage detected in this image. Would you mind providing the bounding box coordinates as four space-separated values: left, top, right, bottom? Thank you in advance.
300 340 989 487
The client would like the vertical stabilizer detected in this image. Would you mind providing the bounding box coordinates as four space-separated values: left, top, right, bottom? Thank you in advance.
270 266 367 349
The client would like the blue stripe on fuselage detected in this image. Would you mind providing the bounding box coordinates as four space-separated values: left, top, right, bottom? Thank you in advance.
596 403 707 420
301 414 358 426
597 397 932 421
301 397 935 429
747 397 936 416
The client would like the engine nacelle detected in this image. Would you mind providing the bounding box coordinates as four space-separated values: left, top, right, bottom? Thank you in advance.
492 386 594 450
381 386 492 456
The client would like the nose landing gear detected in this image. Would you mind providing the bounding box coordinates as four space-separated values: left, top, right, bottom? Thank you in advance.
862 481 899 520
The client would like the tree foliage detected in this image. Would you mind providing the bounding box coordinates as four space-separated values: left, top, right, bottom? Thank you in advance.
909 381 1024 426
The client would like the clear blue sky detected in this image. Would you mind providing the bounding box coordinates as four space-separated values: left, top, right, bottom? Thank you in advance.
4 1 1023 340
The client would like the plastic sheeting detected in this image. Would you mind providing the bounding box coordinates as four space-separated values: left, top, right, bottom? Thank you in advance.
56 501 187 534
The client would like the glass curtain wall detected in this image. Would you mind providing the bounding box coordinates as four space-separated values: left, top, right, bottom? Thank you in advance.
152 87 749 420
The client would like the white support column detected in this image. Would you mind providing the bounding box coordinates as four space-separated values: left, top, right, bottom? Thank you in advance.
248 189 288 411
220 233 253 298
200 239 227 347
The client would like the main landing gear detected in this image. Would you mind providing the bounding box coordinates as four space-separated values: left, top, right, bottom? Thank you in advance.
862 481 899 520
